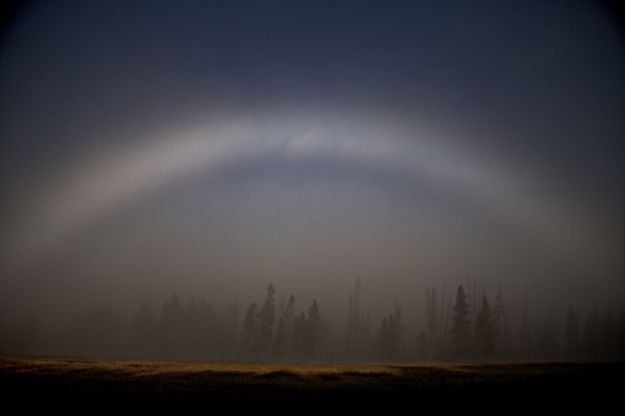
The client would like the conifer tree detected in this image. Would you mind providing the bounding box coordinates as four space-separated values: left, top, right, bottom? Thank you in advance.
257 284 276 356
451 285 471 359
475 295 497 358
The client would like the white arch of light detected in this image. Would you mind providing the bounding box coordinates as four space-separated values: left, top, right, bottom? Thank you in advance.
6 112 589 268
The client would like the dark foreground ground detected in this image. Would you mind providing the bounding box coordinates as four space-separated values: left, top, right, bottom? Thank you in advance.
0 356 622 410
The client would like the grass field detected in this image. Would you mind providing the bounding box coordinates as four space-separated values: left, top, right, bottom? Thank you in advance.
1 356 621 409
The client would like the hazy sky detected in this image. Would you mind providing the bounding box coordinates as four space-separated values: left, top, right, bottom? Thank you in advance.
0 0 624 324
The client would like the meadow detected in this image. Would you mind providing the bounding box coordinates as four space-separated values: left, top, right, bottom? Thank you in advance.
0 356 621 409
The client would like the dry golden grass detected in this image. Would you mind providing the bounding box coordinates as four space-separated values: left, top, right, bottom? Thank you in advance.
0 355 574 377
0 355 622 408
0 355 416 377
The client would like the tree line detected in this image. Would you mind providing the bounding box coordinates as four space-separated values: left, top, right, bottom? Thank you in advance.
2 279 624 362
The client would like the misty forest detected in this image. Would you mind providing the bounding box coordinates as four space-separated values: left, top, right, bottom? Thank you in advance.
3 279 623 363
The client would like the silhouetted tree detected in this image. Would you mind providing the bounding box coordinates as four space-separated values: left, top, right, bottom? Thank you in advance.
618 310 625 361
518 291 533 359
193 299 221 360
602 309 617 359
289 299 325 358
292 311 308 357
306 299 321 356
451 285 471 359
426 287 438 359
257 284 276 356
240 303 258 356
273 294 295 357
222 302 239 359
493 288 509 358
376 305 404 360
565 305 580 358
346 278 371 360
182 298 199 358
475 295 497 358
391 305 405 359
583 307 601 358
377 317 389 358
347 278 362 358
159 294 183 359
